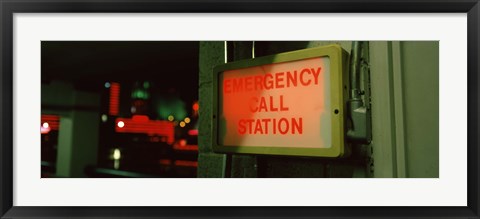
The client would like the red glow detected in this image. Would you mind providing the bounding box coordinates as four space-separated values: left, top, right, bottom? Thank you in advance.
188 129 198 136
40 127 51 134
173 144 198 151
132 115 149 122
115 117 175 144
179 139 187 146
174 160 198 167
150 136 160 142
159 159 172 166
192 101 199 117
41 115 60 133
109 82 120 116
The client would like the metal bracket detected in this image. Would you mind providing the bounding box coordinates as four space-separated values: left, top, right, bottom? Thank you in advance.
347 99 371 143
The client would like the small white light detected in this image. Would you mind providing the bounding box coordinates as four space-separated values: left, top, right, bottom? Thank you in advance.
101 114 108 122
117 121 125 128
104 82 111 88
42 122 49 129
113 148 121 160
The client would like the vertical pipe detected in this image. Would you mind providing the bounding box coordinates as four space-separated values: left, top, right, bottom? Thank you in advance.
350 41 361 100
252 41 256 58
224 41 228 63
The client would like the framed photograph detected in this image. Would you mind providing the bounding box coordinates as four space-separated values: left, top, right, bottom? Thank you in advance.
1 0 478 218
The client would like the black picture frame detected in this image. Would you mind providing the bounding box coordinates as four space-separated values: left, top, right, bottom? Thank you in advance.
1 0 478 218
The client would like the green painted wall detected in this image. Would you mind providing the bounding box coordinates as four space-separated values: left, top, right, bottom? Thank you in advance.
401 42 439 178
369 41 439 178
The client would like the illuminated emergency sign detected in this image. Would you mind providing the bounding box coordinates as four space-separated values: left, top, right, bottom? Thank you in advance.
212 45 348 157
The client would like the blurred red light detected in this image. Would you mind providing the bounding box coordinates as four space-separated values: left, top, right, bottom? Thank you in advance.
109 82 120 116
115 117 175 144
40 126 51 134
179 139 187 146
174 160 198 167
188 129 198 136
173 144 198 151
132 115 149 122
41 115 60 133
159 159 172 166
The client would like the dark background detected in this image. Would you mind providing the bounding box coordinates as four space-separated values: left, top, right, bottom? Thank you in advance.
41 41 199 105
41 41 201 178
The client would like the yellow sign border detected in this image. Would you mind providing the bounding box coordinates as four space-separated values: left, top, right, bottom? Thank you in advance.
212 45 348 157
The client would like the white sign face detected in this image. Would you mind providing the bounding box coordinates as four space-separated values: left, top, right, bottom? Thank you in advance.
218 57 331 148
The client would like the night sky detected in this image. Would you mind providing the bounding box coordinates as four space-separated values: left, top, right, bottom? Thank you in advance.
41 41 199 105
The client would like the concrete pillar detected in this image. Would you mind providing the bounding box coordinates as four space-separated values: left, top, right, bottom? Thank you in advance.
197 42 226 178
56 117 73 177
68 109 99 177
42 81 100 177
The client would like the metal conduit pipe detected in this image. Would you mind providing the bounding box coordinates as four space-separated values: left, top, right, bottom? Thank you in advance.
350 41 361 100
347 41 371 144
